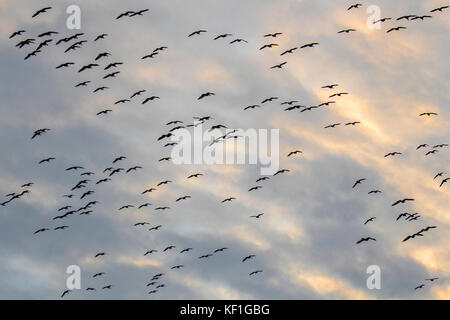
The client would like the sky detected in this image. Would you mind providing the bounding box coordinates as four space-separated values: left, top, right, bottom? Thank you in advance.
0 0 449 299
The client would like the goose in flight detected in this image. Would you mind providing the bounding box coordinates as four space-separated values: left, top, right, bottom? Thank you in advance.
109 168 125 176
157 133 173 141
130 90 146 99
105 62 123 70
119 205 134 210
34 228 50 234
24 49 41 61
260 43 278 50
300 42 319 49
440 178 450 187
130 9 149 17
262 97 278 104
16 38 35 48
155 206 170 211
94 34 108 41
250 270 263 276
287 150 302 157
180 248 193 254
38 31 58 38
176 196 191 202
352 178 366 188
416 144 428 150
425 277 439 281
32 128 50 139
142 188 156 194
396 212 412 221
329 92 348 98
364 217 376 225
21 182 34 188
368 190 382 194
230 38 248 44
56 62 75 69
166 120 183 126
116 11 135 19
419 112 438 117
198 92 215 100
280 47 297 55
103 71 120 79
397 15 416 21
112 156 126 163
142 96 160 104
392 198 414 206
418 226 437 233
114 99 130 105
66 166 84 171
93 272 105 278
402 232 423 242
134 222 150 227
214 33 232 40
250 213 264 219
242 255 256 262
286 105 304 111
373 18 392 24
126 166 142 173
222 197 236 203
80 191 94 199
32 7 52 18
387 27 407 33
61 290 71 298
94 252 107 258
356 237 376 244
93 86 109 93
434 172 445 180
274 169 290 176
384 152 402 157
414 284 425 290
348 4 362 10
157 180 172 186
325 123 341 129
163 246 176 252
96 109 112 116
431 6 449 13
39 157 55 164
9 30 26 39
271 62 287 69
144 250 157 256
171 265 184 269
338 29 357 34
95 52 111 61
187 173 203 179
75 81 90 87
411 15 432 21
149 225 162 231
264 32 282 37
188 30 207 37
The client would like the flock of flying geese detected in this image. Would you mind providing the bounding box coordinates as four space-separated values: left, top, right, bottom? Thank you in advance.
3 2 448 298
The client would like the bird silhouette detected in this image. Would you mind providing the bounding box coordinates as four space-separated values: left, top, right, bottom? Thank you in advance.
356 237 376 244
